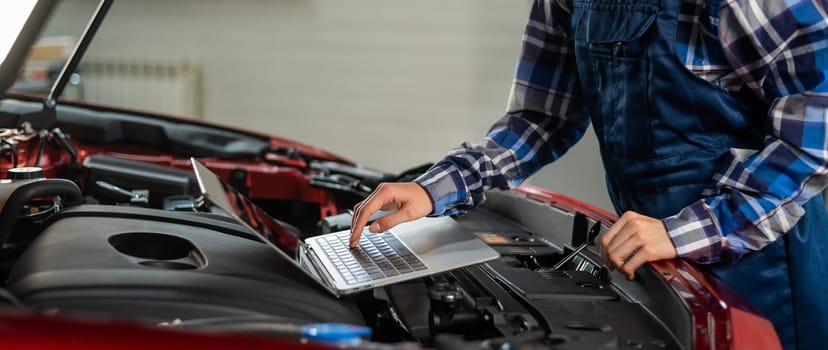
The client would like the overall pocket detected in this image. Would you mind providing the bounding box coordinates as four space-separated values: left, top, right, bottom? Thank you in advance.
573 2 658 159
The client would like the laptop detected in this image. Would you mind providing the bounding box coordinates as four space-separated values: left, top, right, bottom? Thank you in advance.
191 158 500 297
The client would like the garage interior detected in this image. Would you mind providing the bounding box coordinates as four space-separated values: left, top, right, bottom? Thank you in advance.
29 0 613 212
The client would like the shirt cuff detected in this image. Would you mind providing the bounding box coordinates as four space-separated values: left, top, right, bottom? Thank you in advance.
413 161 469 216
661 200 724 264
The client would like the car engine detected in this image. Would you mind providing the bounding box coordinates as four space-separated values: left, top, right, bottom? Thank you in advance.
0 100 692 349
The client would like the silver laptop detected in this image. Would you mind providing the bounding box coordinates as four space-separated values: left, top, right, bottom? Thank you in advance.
191 158 500 297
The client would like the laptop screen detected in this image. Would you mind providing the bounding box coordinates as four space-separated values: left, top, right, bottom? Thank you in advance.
192 158 302 259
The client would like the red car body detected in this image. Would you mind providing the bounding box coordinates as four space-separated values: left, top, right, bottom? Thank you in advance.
0 0 781 348
0 98 780 349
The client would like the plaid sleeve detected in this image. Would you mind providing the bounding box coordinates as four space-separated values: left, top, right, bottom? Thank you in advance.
663 0 828 263
415 0 588 216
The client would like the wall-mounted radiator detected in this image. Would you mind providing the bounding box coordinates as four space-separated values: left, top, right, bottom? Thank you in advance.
77 58 202 118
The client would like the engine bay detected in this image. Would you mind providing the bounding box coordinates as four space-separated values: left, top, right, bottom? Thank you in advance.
0 99 688 349
3 202 683 349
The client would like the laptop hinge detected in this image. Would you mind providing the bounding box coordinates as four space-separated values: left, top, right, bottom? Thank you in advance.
301 244 340 296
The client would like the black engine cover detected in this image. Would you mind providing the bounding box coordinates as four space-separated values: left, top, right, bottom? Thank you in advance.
7 205 362 326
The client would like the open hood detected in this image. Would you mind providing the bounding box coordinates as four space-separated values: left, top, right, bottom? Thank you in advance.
1 0 111 130
0 1 57 100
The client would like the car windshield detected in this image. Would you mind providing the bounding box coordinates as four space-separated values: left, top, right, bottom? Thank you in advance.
11 0 204 118
11 1 95 105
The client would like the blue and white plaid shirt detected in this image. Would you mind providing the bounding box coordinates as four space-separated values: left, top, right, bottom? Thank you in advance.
415 0 828 264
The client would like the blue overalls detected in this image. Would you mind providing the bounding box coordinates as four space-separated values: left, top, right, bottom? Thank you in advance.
571 0 828 348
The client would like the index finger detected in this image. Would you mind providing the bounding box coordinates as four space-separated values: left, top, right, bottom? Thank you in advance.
349 191 388 246
601 213 631 251
600 213 633 268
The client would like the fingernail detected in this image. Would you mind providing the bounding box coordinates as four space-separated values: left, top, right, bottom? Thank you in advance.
369 222 381 233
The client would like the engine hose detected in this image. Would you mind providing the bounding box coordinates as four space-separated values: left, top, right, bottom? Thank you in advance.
0 179 83 248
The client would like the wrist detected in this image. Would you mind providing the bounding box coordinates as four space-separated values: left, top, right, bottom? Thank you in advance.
413 161 468 216
662 201 724 264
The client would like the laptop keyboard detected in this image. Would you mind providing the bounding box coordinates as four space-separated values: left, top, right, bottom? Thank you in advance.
317 231 427 285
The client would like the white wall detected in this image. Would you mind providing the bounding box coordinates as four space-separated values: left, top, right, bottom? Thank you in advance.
45 0 614 212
